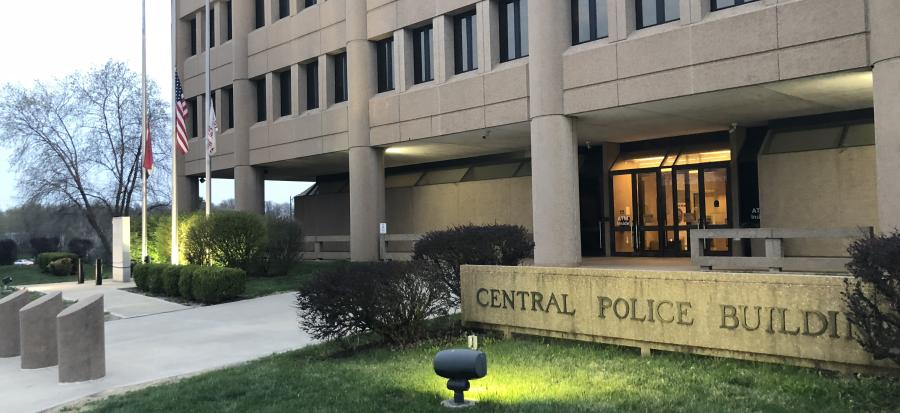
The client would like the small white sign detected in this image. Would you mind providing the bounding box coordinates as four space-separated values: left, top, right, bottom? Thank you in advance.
379 223 387 235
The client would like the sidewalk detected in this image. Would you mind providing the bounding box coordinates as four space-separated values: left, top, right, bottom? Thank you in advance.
23 280 189 319
0 292 313 413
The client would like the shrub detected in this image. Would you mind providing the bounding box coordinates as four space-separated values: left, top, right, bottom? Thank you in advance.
30 237 60 255
182 211 267 272
296 261 450 345
191 267 247 304
48 258 74 277
67 238 94 258
36 252 79 273
161 265 183 297
147 264 168 294
261 216 303 276
843 231 900 365
412 224 534 302
133 264 151 291
178 265 200 300
0 239 17 265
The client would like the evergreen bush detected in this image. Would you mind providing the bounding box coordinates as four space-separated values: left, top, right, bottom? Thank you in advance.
262 216 303 276
36 252 79 273
191 266 247 304
48 258 74 277
30 237 60 255
182 211 267 273
0 239 17 265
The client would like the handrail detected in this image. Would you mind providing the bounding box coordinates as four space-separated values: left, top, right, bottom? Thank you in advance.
302 234 422 261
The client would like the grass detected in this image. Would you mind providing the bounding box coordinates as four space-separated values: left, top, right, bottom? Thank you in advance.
0 264 111 286
73 333 899 413
242 261 342 299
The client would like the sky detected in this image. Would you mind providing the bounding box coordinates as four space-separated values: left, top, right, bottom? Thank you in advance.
0 0 311 210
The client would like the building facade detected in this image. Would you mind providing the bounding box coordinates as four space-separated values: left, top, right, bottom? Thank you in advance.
174 0 900 266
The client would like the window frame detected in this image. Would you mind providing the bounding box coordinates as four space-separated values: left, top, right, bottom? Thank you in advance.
333 53 348 103
453 10 478 74
571 0 609 45
305 61 319 110
498 0 528 62
635 0 680 30
711 0 758 12
412 25 434 84
376 38 395 93
278 70 292 117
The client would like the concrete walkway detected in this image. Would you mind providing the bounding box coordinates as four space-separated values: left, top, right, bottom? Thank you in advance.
0 293 314 413
24 281 189 319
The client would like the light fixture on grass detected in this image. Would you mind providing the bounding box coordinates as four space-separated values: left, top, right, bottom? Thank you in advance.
433 349 487 408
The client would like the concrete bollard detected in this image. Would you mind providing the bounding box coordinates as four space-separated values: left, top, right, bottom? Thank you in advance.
95 258 102 286
0 290 31 357
19 291 63 369
57 294 105 383
77 259 85 284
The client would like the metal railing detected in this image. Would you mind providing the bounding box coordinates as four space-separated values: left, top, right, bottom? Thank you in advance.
690 227 873 273
302 234 422 261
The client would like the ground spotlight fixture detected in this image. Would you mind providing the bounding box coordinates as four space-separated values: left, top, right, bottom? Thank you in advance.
434 349 487 408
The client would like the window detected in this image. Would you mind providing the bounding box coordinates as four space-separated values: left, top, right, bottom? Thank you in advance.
226 1 232 41
412 25 433 84
186 98 198 137
279 71 291 117
636 0 680 29
376 38 394 93
254 0 265 29
305 0 317 7
499 0 528 62
209 9 215 48
255 78 266 122
189 18 197 56
306 62 319 110
572 0 608 44
223 86 234 129
333 53 348 103
279 0 289 19
711 0 758 11
454 11 478 74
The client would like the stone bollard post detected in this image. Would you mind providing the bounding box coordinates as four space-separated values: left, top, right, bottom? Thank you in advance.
19 291 64 369
0 290 31 357
95 258 102 286
57 294 105 383
77 259 85 284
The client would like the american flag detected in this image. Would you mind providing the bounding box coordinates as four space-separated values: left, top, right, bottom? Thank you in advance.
174 72 190 155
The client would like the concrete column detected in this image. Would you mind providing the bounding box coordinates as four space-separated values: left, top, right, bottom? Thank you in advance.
347 0 385 261
0 290 30 357
729 127 746 256
57 294 105 383
112 217 131 282
870 0 900 233
177 176 200 213
19 292 63 369
528 1 581 266
232 0 265 214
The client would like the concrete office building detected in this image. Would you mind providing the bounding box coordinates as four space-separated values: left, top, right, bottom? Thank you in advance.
174 0 900 266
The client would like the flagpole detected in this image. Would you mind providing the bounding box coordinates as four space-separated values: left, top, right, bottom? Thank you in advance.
141 0 149 262
204 0 212 217
171 0 180 265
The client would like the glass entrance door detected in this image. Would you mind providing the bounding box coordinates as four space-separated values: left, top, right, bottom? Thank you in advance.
611 172 662 256
665 166 731 256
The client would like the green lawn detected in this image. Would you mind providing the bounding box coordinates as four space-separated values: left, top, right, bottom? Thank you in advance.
73 334 899 413
242 261 341 299
0 264 111 286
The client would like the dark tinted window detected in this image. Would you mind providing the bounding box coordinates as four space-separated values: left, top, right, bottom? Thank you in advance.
572 0 608 44
636 0 679 29
306 62 319 110
226 1 232 41
255 78 266 122
334 53 348 103
188 98 198 137
454 11 478 74
209 9 215 48
279 71 291 117
376 38 394 93
712 0 758 11
413 25 433 84
255 0 265 29
189 18 197 55
499 0 528 62
305 0 317 7
279 0 289 19
224 87 234 129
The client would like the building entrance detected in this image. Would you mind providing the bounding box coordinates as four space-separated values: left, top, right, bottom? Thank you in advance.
609 147 732 257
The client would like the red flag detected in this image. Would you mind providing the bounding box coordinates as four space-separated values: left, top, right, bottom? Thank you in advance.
143 118 153 173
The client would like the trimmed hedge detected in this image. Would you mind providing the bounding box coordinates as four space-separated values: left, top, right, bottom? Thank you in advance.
181 211 267 273
0 239 16 265
48 258 74 277
133 263 246 304
36 252 79 274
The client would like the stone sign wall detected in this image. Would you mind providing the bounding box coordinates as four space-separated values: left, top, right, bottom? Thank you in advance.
460 265 898 373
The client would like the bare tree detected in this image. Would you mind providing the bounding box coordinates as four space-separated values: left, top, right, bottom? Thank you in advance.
0 61 170 257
